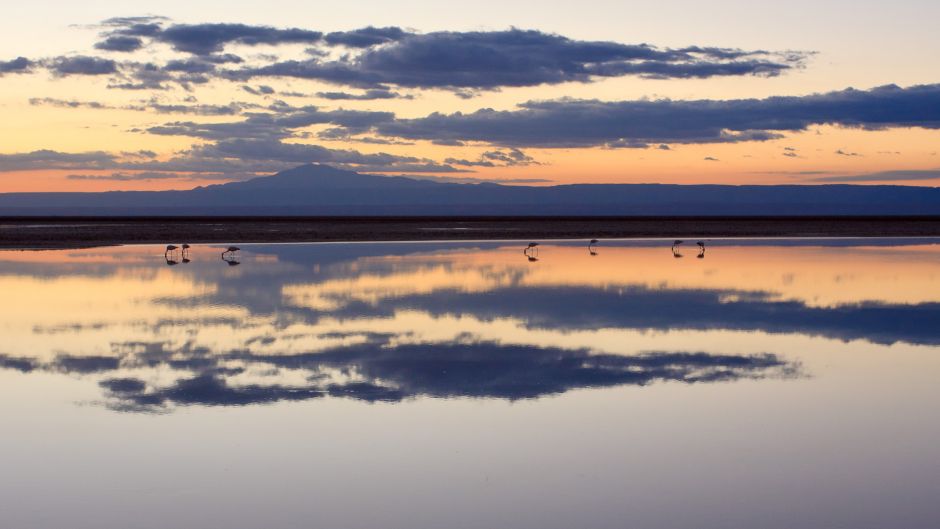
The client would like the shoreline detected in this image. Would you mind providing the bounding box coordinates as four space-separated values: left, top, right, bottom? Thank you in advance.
2 216 939 249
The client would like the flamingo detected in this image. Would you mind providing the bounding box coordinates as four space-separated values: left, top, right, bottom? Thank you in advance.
164 244 178 259
696 241 706 259
221 246 240 258
181 243 191 263
671 240 684 258
589 239 599 256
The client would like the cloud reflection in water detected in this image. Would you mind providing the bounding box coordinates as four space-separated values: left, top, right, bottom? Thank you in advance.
1 239 937 412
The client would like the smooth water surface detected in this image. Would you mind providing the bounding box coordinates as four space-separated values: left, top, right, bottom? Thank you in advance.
1 239 939 528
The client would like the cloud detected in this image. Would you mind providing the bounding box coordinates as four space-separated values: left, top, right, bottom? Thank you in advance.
29 97 113 109
229 28 809 90
324 26 410 48
0 150 117 172
30 96 259 116
810 169 940 183
66 171 221 181
400 174 553 184
446 148 540 167
97 19 323 56
241 84 275 95
159 24 323 55
316 89 411 100
2 340 797 411
95 35 145 52
186 138 462 173
835 149 862 156
0 354 38 372
365 84 940 147
0 57 32 74
145 104 395 142
47 56 118 76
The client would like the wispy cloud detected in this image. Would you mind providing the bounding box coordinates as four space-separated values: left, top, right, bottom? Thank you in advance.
811 169 940 183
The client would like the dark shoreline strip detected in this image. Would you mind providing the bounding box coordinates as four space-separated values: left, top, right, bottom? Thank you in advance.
1 216 939 249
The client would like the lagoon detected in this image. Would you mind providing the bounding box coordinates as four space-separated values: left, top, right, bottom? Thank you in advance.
1 239 938 529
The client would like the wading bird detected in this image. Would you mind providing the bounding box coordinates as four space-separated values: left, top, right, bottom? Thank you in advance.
696 241 706 259
181 243 191 263
165 244 178 259
221 246 240 259
671 240 683 258
589 239 599 255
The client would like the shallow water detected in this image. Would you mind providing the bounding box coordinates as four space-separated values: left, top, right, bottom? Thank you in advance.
1 239 939 529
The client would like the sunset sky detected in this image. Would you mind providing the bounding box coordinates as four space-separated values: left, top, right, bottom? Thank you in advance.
1 0 939 192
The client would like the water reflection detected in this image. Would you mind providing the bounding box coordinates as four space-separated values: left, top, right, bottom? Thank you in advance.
1 239 938 413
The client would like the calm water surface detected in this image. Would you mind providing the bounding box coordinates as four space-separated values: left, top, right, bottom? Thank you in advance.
1 239 939 529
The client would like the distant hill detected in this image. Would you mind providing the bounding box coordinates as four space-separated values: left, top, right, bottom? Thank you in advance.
1 164 938 216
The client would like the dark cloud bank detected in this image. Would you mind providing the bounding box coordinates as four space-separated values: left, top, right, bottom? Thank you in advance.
10 17 809 93
367 84 940 148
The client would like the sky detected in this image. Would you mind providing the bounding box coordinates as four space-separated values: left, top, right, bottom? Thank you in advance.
1 0 939 191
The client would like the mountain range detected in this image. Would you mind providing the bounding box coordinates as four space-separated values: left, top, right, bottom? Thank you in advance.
1 164 938 216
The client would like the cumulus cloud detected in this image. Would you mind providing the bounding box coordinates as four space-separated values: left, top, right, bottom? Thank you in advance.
230 28 808 90
363 84 940 148
0 57 32 74
145 104 395 141
95 35 145 52
446 148 540 167
47 56 118 76
96 19 323 56
241 84 275 95
12 19 811 96
0 150 118 172
324 26 409 47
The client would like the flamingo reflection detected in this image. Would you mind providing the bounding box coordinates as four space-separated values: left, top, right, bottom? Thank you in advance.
164 244 180 265
222 246 241 266
524 242 539 260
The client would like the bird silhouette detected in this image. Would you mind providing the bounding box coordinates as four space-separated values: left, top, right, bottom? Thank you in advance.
164 244 178 259
696 241 706 259
181 243 191 263
671 240 684 258
589 239 599 255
